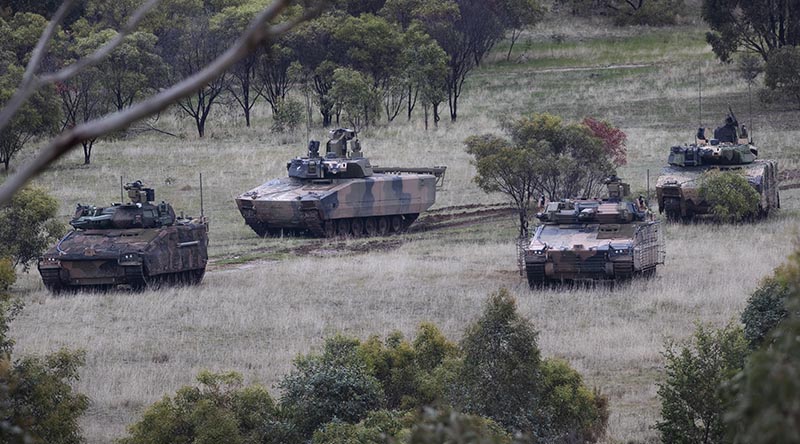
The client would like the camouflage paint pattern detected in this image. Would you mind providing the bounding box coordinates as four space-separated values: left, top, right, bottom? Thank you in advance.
236 129 444 237
523 180 665 285
38 182 208 292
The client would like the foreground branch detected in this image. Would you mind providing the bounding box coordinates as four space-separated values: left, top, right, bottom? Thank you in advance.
0 0 160 136
0 0 324 204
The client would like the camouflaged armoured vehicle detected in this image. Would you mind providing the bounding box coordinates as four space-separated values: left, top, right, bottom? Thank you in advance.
38 181 208 292
523 178 664 286
236 129 446 237
656 111 779 220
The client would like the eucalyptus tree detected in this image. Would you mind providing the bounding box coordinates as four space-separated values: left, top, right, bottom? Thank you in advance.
0 13 60 171
703 0 800 62
334 14 405 121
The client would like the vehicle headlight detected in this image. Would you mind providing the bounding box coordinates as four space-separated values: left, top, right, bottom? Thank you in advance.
119 253 141 263
40 257 60 266
613 249 630 255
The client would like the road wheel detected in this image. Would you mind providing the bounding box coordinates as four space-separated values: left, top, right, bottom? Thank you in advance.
336 219 351 237
389 215 403 233
323 220 336 238
364 217 378 236
377 217 390 236
350 218 364 237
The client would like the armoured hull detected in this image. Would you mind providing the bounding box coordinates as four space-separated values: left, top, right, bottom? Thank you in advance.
656 159 779 220
236 173 438 237
38 222 208 292
524 207 664 286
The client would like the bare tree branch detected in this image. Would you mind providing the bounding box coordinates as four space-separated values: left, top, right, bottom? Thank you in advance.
0 0 160 136
0 0 325 204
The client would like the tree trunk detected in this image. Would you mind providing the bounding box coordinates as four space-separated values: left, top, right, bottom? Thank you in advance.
433 102 440 128
423 104 429 131
196 116 205 138
82 140 94 165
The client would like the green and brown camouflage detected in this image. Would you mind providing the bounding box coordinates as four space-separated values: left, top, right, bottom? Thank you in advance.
38 181 208 292
235 128 446 237
523 177 664 286
656 111 780 220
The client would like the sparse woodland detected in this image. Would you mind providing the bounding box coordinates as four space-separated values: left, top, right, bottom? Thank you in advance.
3 0 800 443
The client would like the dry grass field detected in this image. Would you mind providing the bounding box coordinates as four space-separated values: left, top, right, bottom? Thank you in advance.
7 10 800 444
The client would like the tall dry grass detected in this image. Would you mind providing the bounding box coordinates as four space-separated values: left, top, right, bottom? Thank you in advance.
7 13 800 443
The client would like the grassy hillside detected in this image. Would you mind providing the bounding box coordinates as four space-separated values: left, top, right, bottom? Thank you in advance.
8 13 800 444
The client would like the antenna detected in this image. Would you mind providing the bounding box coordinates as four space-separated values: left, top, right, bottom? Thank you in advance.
119 176 123 202
199 172 204 219
698 64 703 131
748 78 754 143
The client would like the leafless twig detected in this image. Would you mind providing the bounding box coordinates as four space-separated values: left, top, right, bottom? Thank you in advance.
0 0 324 204
0 0 160 136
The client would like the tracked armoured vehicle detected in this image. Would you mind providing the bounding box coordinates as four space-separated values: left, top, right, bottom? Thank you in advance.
523 178 664 286
236 129 446 237
656 111 779 220
38 181 208 292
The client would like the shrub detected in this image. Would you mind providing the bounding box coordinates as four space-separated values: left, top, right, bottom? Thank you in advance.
279 335 384 438
311 410 403 444
699 171 760 221
456 288 543 434
358 323 458 410
121 371 285 444
726 251 800 443
763 46 800 109
540 359 609 443
407 407 511 444
741 275 789 349
656 323 748 444
0 300 88 444
271 98 304 133
0 186 64 271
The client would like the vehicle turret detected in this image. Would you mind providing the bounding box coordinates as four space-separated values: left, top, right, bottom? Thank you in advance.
287 128 374 180
69 181 176 230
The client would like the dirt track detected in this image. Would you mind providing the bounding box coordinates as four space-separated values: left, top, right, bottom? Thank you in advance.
210 204 517 269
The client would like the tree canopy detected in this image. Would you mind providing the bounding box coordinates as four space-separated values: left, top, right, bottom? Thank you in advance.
466 113 620 236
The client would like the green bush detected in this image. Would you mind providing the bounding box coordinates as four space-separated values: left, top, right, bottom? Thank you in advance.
699 171 760 221
358 323 459 410
540 359 609 443
311 410 403 444
725 251 800 443
656 323 748 444
0 300 88 444
741 275 789 349
0 186 64 271
279 335 384 439
455 288 607 442
407 407 511 444
456 288 543 434
271 98 304 133
763 46 800 109
121 370 286 444
0 258 14 294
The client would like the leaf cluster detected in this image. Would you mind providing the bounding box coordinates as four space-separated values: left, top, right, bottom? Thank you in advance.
656 323 748 444
0 300 89 444
0 186 64 271
698 170 760 222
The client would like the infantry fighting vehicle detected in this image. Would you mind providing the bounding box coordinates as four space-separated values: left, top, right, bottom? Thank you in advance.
523 178 664 286
656 111 779 220
38 181 208 292
236 128 446 237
